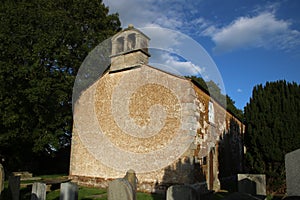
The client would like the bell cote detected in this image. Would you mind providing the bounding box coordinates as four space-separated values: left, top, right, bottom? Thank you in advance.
110 24 150 72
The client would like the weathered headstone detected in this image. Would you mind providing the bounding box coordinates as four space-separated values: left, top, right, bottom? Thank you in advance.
124 169 137 200
8 175 20 200
0 164 4 195
108 178 134 200
60 182 78 200
31 182 46 200
237 174 266 196
166 185 198 200
285 149 300 196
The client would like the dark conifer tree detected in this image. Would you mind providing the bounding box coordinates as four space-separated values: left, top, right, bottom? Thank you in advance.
244 80 300 192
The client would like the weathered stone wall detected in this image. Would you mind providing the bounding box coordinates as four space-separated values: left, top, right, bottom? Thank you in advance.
70 65 201 192
110 51 149 72
192 83 244 190
70 64 244 192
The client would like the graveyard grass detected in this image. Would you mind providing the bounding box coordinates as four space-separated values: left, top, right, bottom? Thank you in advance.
45 189 164 200
3 174 283 200
0 176 271 200
0 174 165 200
0 182 226 200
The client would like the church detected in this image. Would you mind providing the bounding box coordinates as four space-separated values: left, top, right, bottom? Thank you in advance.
69 25 244 192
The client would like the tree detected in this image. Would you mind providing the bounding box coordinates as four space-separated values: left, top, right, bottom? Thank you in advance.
244 80 300 192
226 95 244 121
189 76 243 120
0 0 121 172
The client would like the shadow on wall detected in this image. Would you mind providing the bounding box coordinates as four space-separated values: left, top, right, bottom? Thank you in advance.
151 156 208 199
218 118 244 192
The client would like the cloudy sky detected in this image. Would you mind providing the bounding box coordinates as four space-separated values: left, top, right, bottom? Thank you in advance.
103 0 300 109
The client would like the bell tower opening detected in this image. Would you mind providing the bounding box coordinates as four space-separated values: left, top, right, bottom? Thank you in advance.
116 37 124 54
110 24 150 72
127 33 136 51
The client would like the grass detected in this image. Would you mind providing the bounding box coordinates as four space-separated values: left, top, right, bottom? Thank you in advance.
39 174 67 179
41 187 163 200
5 174 280 200
1 183 163 200
44 187 108 200
0 174 165 200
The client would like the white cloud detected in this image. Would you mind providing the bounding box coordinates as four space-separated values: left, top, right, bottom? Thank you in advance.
103 0 186 29
150 52 204 77
237 88 243 93
140 27 222 85
140 26 182 50
103 1 300 53
102 0 208 35
203 12 300 53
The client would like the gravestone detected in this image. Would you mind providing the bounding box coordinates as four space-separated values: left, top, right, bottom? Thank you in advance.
237 174 266 196
108 178 134 200
8 175 20 200
31 182 46 200
285 149 300 196
166 185 198 200
60 182 78 200
0 164 4 195
124 169 137 200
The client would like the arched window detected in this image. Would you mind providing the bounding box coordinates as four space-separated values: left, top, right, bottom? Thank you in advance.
208 101 215 123
127 33 136 50
116 37 124 54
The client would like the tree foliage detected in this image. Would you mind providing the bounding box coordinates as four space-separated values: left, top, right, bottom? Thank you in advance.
189 76 243 120
244 80 300 192
0 0 120 172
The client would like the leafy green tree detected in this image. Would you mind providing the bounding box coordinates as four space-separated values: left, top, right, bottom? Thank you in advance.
244 80 300 192
226 95 244 121
0 0 120 172
189 76 243 120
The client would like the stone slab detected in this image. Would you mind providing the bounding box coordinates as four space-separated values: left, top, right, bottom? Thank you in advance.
31 182 46 200
60 182 78 200
108 178 134 200
285 149 300 196
123 169 137 200
166 185 198 200
237 174 266 196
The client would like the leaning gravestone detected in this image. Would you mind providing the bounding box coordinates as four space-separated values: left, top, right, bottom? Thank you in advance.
166 185 198 200
124 169 137 200
60 182 78 200
0 164 4 195
238 174 266 196
8 175 20 200
285 149 300 196
31 182 46 200
108 178 134 200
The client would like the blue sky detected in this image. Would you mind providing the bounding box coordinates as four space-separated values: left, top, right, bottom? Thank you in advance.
103 0 300 109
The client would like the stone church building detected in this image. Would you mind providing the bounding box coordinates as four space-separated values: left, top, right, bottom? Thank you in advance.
69 25 244 192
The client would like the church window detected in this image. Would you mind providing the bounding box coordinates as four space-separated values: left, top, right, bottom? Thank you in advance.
208 101 215 123
127 33 136 50
116 37 124 54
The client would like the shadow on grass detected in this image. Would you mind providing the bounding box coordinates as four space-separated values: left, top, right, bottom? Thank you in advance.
150 193 165 200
